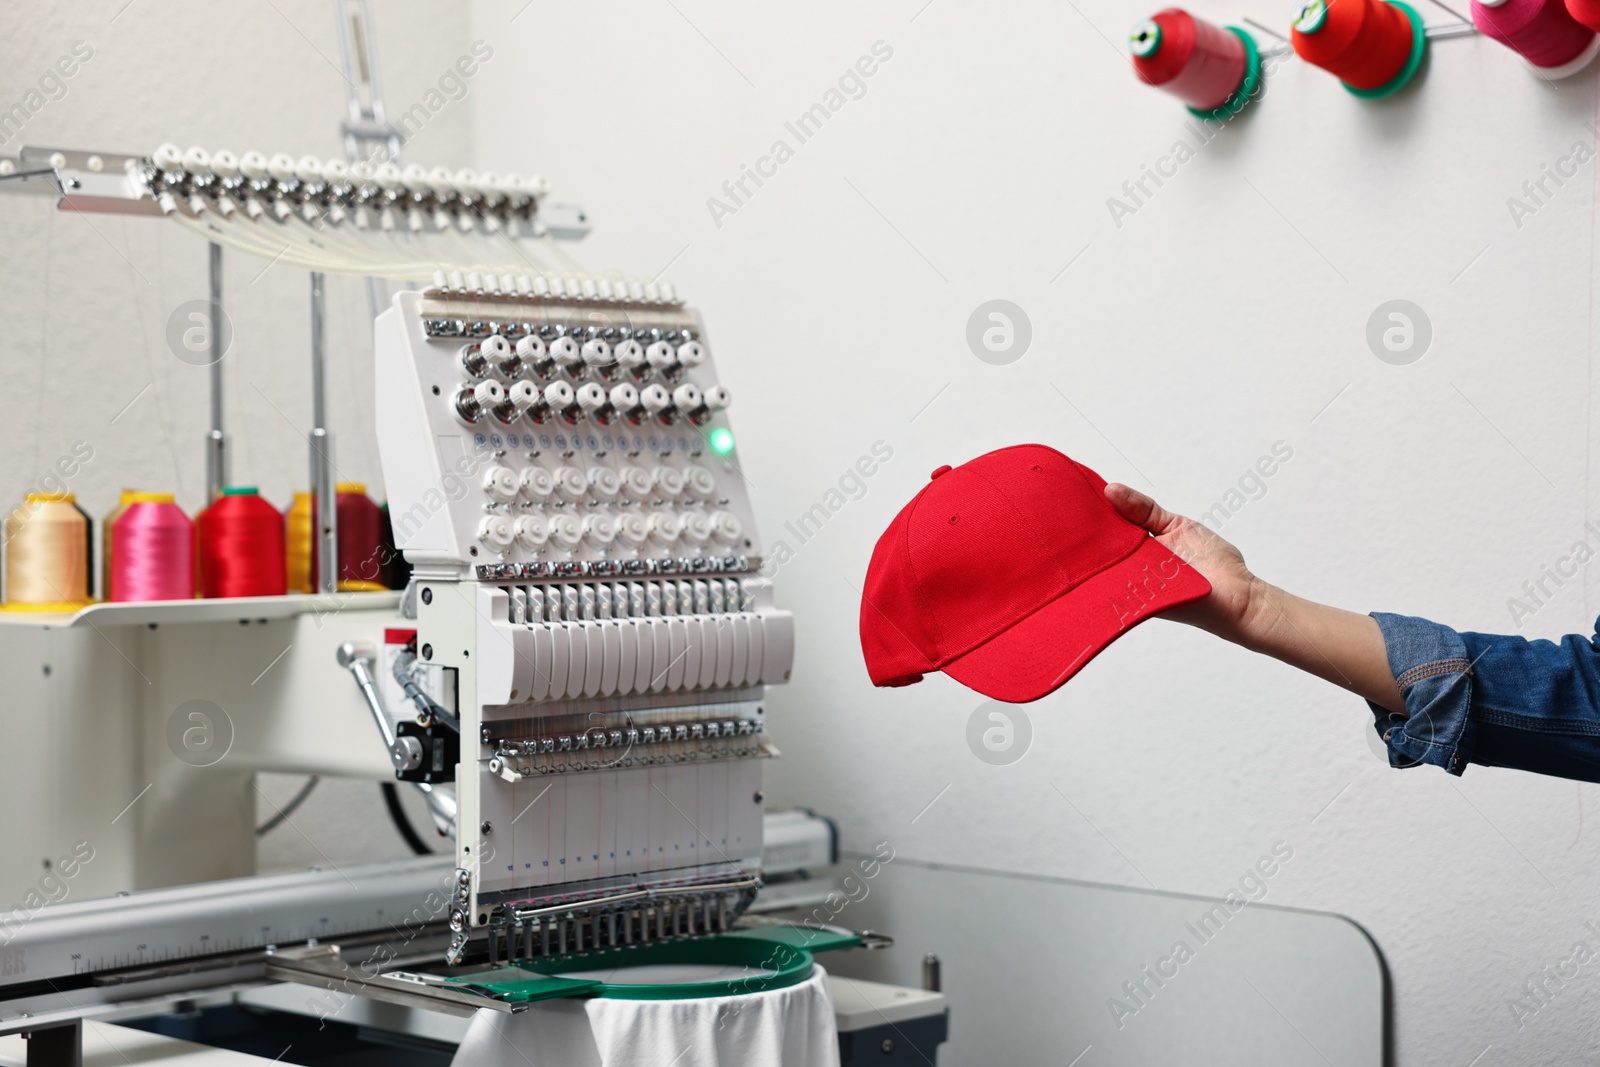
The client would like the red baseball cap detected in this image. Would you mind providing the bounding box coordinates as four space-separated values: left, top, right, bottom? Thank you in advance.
859 444 1210 703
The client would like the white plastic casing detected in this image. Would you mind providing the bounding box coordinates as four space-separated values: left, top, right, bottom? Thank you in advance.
621 466 653 498
654 467 685 496
547 513 582 549
481 334 511 364
712 511 743 543
467 380 505 422
609 383 639 412
645 341 676 371
679 511 712 545
614 339 646 372
672 384 702 413
374 292 758 573
704 385 732 411
676 341 706 369
542 381 575 411
516 336 546 365
554 467 587 498
640 384 671 414
648 511 680 544
505 381 539 414
575 382 607 415
514 515 548 549
477 515 515 548
584 514 617 547
483 466 520 501
521 467 555 499
588 467 621 497
685 465 716 497
581 339 613 368
616 512 649 545
550 336 582 373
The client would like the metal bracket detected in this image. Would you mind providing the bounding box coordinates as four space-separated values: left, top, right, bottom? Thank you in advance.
446 867 473 965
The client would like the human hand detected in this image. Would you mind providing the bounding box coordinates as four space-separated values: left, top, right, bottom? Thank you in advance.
1103 482 1273 646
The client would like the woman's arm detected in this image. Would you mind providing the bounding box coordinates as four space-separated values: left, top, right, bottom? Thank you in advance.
1104 483 1404 714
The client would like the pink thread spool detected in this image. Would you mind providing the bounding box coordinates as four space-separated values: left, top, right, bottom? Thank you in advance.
110 493 195 602
1473 0 1599 77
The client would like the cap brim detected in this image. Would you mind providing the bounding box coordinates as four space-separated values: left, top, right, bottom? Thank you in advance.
942 536 1210 704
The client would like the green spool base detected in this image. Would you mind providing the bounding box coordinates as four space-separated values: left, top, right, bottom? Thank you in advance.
1343 0 1426 99
1187 27 1262 121
445 925 863 1004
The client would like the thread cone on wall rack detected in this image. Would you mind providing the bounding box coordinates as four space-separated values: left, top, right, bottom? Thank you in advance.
1473 0 1600 77
1291 0 1428 97
1130 8 1263 120
1569 0 1600 32
3 493 91 611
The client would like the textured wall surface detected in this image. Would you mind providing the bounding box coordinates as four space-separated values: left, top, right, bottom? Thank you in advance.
464 1 1600 1062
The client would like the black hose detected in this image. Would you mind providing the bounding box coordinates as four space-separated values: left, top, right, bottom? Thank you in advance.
255 775 320 837
382 782 434 855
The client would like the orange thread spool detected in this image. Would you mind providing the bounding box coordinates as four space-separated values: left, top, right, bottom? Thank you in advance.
1292 0 1425 95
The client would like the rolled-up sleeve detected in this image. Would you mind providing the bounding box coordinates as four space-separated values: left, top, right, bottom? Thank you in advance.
1368 612 1476 775
1369 612 1600 781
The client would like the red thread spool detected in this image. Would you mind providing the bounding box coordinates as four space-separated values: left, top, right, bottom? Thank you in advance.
1130 9 1256 115
199 487 287 598
1474 0 1598 75
1292 0 1425 96
311 483 389 592
1570 0 1600 32
110 493 195 602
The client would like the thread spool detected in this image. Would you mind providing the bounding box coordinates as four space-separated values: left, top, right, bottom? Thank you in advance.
378 503 412 590
1130 9 1263 119
3 494 90 610
198 487 287 598
1569 0 1600 33
110 493 195 602
1475 0 1600 76
1291 0 1427 97
285 490 313 593
101 489 140 603
311 483 388 593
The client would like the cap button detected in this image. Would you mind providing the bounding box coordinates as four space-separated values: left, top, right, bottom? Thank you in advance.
930 465 953 480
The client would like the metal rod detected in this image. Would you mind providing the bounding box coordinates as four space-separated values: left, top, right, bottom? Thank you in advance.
205 242 227 501
309 272 338 593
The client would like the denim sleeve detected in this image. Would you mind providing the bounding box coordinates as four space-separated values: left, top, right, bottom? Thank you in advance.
1367 612 1476 775
1369 612 1600 780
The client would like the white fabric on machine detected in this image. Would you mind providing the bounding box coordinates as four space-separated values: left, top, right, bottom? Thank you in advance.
449 964 840 1067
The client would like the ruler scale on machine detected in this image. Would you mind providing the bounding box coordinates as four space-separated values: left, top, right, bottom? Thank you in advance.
375 282 792 967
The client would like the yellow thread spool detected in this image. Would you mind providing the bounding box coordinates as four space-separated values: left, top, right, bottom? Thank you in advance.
285 490 313 594
4 493 91 611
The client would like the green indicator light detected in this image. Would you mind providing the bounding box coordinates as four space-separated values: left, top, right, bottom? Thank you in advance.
709 427 735 456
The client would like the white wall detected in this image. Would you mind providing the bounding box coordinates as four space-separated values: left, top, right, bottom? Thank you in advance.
467 1 1600 1062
